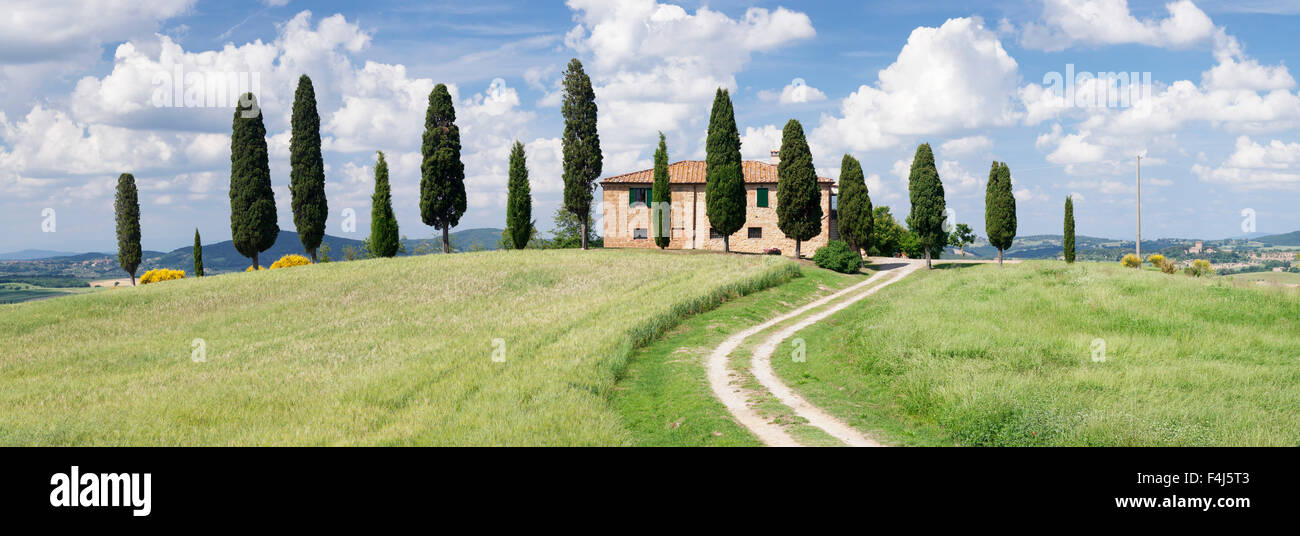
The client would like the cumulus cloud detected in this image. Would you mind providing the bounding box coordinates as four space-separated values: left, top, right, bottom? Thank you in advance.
758 78 827 104
810 17 1020 155
1193 135 1300 190
1019 0 1216 51
0 0 195 64
563 0 815 172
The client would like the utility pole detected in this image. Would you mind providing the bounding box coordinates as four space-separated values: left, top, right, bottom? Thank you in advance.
1135 154 1142 260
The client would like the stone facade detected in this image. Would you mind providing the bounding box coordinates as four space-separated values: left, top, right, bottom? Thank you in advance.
601 160 836 257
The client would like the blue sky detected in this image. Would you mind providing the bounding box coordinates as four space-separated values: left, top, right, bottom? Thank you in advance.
2 0 1298 252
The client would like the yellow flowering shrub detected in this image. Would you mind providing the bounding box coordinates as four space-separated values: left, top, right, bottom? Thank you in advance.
140 268 185 284
1189 259 1214 277
245 265 266 272
1121 254 1141 268
269 254 311 270
1146 254 1165 266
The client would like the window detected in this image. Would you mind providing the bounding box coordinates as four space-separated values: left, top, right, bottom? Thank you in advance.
709 228 723 239
756 188 769 207
748 227 762 239
633 228 648 240
629 187 651 206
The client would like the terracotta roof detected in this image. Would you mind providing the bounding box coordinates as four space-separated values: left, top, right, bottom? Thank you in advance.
600 160 833 185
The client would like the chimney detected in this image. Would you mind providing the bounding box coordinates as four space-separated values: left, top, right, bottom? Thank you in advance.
769 149 780 165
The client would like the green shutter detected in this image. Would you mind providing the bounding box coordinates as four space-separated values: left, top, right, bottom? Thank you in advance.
757 188 768 207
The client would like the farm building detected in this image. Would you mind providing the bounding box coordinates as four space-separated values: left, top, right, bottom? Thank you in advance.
600 151 838 256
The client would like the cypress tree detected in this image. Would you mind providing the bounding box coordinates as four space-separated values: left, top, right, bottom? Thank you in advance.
652 132 671 249
193 228 204 277
1063 195 1076 263
506 141 533 250
420 83 467 254
776 119 822 259
290 75 328 263
985 160 1018 266
369 151 400 258
229 92 278 269
561 59 602 250
704 88 745 252
836 154 873 258
905 143 947 269
114 173 141 286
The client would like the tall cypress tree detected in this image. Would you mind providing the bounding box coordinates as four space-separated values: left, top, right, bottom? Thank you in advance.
906 143 947 269
1063 195 1076 263
776 119 822 259
836 154 873 258
290 75 328 263
193 228 204 277
651 132 671 249
985 160 1018 266
704 88 745 252
114 173 141 286
369 151 399 258
229 92 278 269
561 59 602 250
506 141 533 250
420 83 467 254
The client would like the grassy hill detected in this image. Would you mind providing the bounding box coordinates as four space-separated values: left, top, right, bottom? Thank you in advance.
1257 230 1300 246
0 249 796 446
773 262 1300 446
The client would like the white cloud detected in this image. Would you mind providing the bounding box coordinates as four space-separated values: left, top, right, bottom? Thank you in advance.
810 17 1020 155
759 78 827 104
940 135 993 155
740 124 783 161
1020 0 1216 51
1193 135 1300 190
564 0 815 172
0 0 194 64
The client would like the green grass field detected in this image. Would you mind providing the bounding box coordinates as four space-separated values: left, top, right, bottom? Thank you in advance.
1224 271 1300 286
774 262 1300 446
0 282 98 304
0 249 797 446
612 267 862 446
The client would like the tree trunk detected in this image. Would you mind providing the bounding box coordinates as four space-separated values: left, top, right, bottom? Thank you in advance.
580 219 588 250
310 249 318 264
253 252 260 270
997 248 1003 266
924 248 932 269
442 227 451 254
723 235 729 253
130 274 136 286
795 240 801 259
960 248 965 259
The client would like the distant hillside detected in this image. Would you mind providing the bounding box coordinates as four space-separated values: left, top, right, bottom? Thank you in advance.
147 228 504 273
1256 231 1300 246
0 249 80 261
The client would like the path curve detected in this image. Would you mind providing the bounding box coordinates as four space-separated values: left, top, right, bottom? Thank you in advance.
705 258 920 447
748 261 921 446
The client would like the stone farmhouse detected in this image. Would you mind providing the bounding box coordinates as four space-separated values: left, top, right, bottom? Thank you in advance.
601 151 837 256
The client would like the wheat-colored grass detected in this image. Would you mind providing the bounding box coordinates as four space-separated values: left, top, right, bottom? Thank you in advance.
0 249 796 446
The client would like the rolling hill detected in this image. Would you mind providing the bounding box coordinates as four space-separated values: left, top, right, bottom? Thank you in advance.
1256 230 1300 246
0 249 796 445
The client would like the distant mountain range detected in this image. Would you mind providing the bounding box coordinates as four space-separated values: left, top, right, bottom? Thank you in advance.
1 228 504 276
0 249 81 261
